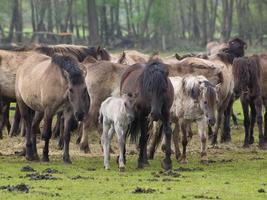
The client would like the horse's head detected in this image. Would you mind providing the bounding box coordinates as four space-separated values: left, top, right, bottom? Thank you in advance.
122 92 138 121
199 80 218 126
59 56 90 122
232 57 250 97
140 60 169 121
227 38 247 57
97 46 111 61
183 76 218 126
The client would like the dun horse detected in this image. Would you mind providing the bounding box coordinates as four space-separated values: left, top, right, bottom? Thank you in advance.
120 60 174 170
232 54 267 149
16 53 90 163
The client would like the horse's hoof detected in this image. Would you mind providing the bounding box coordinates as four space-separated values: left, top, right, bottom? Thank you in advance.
64 158 72 164
76 137 81 144
42 156 50 162
161 159 172 171
200 160 209 165
80 143 91 154
249 137 254 144
137 162 144 169
119 166 125 172
259 143 267 150
243 143 250 148
175 153 181 161
26 154 35 161
179 159 188 165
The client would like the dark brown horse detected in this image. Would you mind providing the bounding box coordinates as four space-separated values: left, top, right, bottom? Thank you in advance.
233 54 267 149
120 60 174 170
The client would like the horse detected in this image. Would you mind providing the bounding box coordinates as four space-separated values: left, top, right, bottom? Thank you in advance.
0 44 109 138
99 94 136 171
232 54 267 149
15 53 90 163
120 60 174 170
78 60 128 153
170 75 218 163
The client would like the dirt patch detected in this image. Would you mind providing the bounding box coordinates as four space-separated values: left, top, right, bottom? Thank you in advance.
174 167 204 172
132 187 156 194
25 172 59 180
220 159 234 163
250 157 264 161
70 175 94 180
20 165 35 172
162 178 179 182
147 178 159 182
87 167 96 171
42 168 62 174
194 194 221 199
258 188 266 193
0 183 30 193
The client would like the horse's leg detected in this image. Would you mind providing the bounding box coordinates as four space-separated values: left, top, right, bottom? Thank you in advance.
173 121 181 161
264 102 267 142
30 111 44 160
221 95 234 143
42 111 53 162
161 111 172 170
148 122 162 160
115 125 125 171
52 112 62 139
101 119 112 170
249 101 256 144
211 107 223 145
232 108 238 128
10 104 21 137
0 101 4 139
62 110 74 164
241 96 250 147
197 119 208 163
254 97 266 149
138 117 148 169
3 102 11 134
17 99 34 161
57 114 65 150
180 122 188 164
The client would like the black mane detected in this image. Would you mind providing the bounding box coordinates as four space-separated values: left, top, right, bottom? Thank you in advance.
140 60 168 98
52 54 84 85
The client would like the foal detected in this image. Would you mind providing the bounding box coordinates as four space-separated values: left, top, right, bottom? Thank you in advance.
170 75 218 163
99 94 135 171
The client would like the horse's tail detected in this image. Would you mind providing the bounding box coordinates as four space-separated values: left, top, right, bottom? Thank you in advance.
127 116 141 143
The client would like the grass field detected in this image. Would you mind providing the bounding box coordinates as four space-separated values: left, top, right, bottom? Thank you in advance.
0 103 267 200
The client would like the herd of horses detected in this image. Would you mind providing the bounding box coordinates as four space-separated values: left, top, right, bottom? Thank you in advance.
0 38 266 171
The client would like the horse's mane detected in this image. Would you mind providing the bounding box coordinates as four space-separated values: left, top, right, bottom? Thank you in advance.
12 44 111 62
140 60 169 98
120 63 145 94
233 55 262 96
51 54 84 85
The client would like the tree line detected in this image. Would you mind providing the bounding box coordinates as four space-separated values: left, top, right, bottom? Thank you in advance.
0 0 266 50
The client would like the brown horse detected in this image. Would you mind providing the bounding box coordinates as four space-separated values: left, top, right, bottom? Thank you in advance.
120 60 174 170
0 45 109 138
16 53 90 162
232 54 267 149
78 60 128 152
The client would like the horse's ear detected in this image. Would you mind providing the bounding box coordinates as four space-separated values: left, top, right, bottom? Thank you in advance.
175 53 181 60
118 51 127 64
83 55 97 64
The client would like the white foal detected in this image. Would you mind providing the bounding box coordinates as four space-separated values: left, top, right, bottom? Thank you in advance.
99 94 135 171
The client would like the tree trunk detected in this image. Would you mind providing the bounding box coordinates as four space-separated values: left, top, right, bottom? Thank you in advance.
87 0 100 45
8 0 19 43
201 0 208 46
191 0 200 42
208 0 218 41
221 0 234 42
140 0 154 37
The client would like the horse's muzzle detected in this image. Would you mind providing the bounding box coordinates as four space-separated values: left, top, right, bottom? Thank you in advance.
75 112 85 122
208 118 216 126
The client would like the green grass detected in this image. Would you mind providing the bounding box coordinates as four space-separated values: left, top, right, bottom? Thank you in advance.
0 100 267 200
